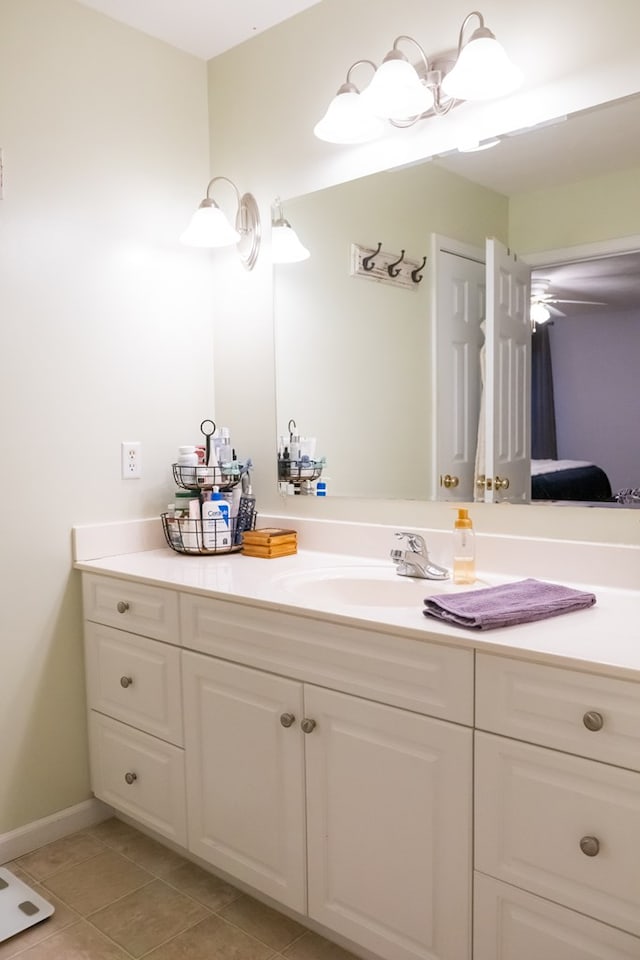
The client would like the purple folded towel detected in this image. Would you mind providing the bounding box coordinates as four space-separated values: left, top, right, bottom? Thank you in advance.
423 578 596 630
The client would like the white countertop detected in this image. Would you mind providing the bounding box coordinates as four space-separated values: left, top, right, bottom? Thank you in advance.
75 545 640 682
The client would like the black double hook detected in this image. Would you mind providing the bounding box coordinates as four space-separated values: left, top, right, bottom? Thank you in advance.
411 255 427 284
387 249 405 278
362 242 381 271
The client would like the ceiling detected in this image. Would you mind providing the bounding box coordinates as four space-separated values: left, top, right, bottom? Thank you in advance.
74 0 321 60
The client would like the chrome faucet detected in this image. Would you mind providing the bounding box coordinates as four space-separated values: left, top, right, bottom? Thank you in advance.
390 531 449 580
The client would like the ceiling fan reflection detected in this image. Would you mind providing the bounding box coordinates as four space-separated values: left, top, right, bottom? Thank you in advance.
530 277 607 322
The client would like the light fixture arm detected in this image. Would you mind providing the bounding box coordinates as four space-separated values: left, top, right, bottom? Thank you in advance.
455 11 490 54
205 175 241 206
391 35 430 78
204 175 251 233
345 59 378 87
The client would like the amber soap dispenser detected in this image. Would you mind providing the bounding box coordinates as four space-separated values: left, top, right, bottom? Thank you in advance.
453 508 476 585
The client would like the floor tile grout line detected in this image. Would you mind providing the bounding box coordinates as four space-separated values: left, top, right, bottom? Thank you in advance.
12 832 111 883
134 912 243 960
77 916 139 960
0 916 86 960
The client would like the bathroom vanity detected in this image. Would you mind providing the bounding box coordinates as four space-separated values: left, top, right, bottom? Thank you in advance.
75 518 640 960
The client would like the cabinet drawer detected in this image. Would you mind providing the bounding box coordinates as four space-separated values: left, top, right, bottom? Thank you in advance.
474 873 640 960
85 623 183 746
89 712 186 846
82 574 179 643
475 732 640 936
476 654 640 771
180 594 473 724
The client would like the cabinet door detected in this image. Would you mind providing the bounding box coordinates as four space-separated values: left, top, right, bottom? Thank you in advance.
182 652 307 912
305 686 472 960
476 732 640 936
85 622 183 745
474 873 640 960
89 712 187 846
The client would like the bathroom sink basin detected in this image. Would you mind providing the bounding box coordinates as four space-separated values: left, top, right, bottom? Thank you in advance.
274 566 486 610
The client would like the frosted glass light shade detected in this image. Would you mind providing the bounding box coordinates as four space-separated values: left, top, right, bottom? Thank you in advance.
441 34 523 101
272 222 310 263
180 201 241 247
314 88 384 144
530 301 551 325
360 56 433 120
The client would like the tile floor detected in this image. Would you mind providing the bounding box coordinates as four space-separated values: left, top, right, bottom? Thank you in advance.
1 818 359 960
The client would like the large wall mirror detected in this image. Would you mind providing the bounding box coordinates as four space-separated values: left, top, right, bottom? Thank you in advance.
274 95 640 507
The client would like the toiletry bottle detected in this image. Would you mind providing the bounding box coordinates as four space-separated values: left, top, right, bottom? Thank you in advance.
177 445 198 485
453 508 476 584
216 427 232 465
202 487 232 549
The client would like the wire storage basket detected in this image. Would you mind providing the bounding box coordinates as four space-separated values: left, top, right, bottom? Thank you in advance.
277 458 324 483
173 462 242 491
162 512 257 556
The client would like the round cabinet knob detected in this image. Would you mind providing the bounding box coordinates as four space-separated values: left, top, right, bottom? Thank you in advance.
442 474 459 489
580 835 600 857
583 710 604 732
494 476 510 491
280 713 296 728
120 676 133 689
300 718 316 734
124 772 137 785
475 475 487 490
116 601 130 614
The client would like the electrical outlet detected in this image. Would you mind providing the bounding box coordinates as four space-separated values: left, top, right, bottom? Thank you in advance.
121 441 141 479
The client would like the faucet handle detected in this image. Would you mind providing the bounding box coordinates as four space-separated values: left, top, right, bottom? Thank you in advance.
395 531 428 556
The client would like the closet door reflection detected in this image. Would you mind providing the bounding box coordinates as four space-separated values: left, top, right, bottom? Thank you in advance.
432 236 485 502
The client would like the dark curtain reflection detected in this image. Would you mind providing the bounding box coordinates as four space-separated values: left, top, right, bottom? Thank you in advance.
531 323 558 459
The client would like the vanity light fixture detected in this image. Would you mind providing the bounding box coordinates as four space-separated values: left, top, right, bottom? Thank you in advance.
271 198 310 263
180 176 261 270
314 9 522 145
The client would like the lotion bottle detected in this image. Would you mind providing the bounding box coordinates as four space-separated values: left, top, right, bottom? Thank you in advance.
453 508 476 584
202 487 231 550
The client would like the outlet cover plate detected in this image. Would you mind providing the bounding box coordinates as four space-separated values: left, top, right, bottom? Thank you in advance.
121 441 141 479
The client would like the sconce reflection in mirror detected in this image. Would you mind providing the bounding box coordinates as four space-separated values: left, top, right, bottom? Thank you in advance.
180 176 261 271
271 198 310 263
278 418 326 495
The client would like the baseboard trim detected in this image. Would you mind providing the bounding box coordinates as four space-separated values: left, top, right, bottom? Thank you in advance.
0 798 113 864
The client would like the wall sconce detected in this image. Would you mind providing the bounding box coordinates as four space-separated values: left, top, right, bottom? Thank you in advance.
271 198 310 263
314 10 522 145
180 176 261 271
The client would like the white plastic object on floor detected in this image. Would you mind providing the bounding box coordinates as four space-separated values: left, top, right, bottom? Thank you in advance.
0 867 54 943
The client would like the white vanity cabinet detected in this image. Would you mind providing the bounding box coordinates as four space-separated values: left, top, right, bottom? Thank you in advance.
80 566 640 960
474 653 640 957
